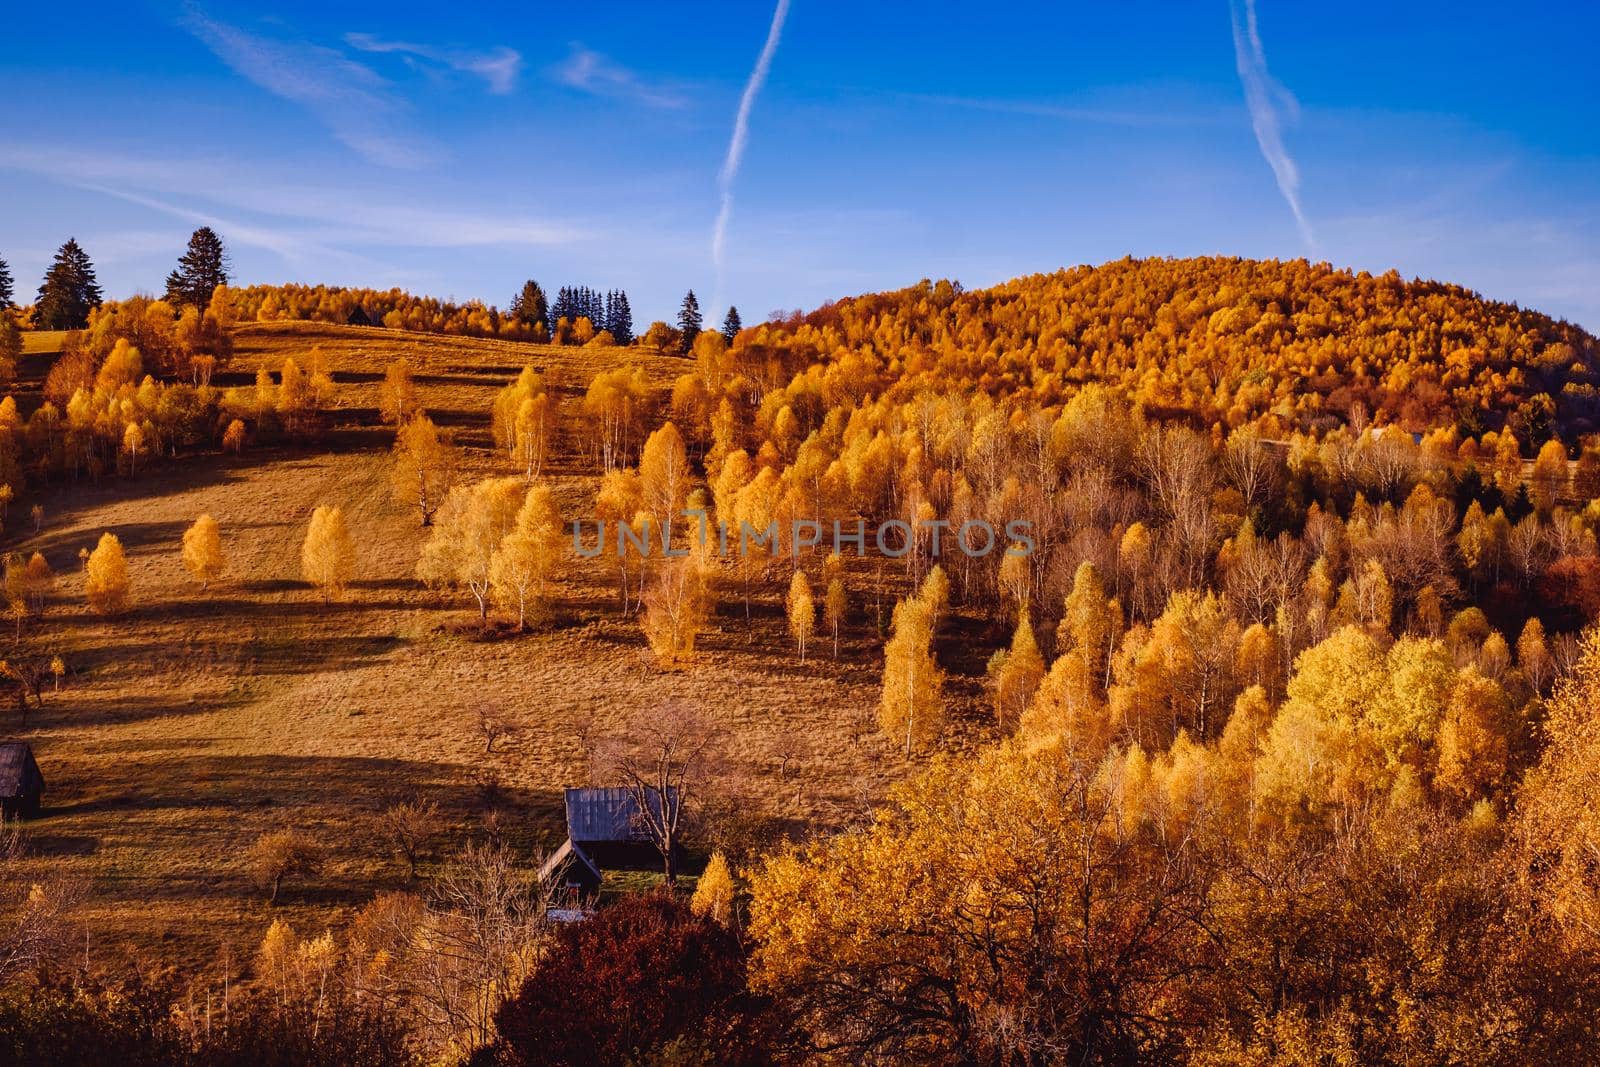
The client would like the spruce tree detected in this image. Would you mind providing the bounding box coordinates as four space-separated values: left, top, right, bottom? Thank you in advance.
35 238 103 330
612 291 634 345
721 306 742 345
164 226 229 311
0 257 13 310
509 280 549 331
678 290 702 352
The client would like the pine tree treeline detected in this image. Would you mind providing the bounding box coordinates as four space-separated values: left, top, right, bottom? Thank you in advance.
217 282 642 346
550 285 633 343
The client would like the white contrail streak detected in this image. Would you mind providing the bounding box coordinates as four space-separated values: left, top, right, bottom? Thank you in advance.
1230 0 1314 250
712 0 790 309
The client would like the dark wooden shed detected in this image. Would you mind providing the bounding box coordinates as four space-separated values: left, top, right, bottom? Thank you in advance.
0 743 44 818
537 786 679 900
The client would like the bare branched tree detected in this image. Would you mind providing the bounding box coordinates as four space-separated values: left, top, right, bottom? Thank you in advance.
599 702 722 885
245 829 322 904
475 702 517 754
770 725 812 784
1137 426 1218 587
406 841 554 1051
378 796 438 880
0 820 84 983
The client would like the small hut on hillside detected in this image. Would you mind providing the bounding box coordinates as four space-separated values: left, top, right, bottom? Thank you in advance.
538 786 679 900
0 743 44 818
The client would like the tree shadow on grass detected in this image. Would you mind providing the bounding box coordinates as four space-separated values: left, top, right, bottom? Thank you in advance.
32 751 569 907
17 688 257 735
59 632 406 679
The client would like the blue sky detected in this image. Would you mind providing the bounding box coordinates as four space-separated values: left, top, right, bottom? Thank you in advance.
2 1 1597 330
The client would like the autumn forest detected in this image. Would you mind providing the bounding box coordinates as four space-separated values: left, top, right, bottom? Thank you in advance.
0 235 1597 1065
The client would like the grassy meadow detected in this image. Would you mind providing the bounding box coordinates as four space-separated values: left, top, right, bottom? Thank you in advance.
2 322 971 974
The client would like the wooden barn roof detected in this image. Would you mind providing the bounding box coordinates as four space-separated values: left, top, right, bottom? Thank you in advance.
0 743 42 795
537 838 601 885
563 786 675 844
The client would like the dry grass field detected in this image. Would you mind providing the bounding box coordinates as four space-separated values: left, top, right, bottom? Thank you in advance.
20 331 69 357
3 322 991 976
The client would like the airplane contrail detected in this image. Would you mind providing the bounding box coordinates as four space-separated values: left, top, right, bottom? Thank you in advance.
712 0 790 312
1230 0 1315 250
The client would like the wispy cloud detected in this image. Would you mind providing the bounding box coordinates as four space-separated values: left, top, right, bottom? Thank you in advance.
179 5 433 168
551 45 687 109
344 33 521 95
712 0 791 310
74 181 363 273
1229 0 1314 249
0 142 589 273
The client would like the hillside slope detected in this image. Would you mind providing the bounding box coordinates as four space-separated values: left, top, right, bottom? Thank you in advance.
3 321 911 972
769 256 1600 441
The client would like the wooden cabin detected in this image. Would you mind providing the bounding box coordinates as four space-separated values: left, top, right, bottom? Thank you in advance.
538 786 679 900
0 743 44 818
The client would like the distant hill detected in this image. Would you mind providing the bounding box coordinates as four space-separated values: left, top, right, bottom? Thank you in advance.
770 256 1600 443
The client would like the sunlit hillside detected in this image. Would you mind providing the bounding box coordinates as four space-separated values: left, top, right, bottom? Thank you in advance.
0 256 1598 1062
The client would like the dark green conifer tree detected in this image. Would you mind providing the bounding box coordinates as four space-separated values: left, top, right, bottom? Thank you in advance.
611 291 634 344
678 290 702 353
164 226 230 311
510 280 549 331
34 238 103 330
721 306 742 345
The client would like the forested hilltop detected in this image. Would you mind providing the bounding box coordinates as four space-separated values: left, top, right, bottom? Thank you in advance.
753 256 1600 442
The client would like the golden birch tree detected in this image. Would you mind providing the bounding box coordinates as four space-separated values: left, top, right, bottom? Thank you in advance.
181 513 225 589
417 478 524 621
879 595 944 758
787 569 815 663
379 359 419 426
390 415 460 526
489 484 563 630
84 532 129 615
301 505 355 601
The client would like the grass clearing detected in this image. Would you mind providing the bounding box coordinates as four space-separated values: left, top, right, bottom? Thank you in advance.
2 321 976 974
21 331 70 357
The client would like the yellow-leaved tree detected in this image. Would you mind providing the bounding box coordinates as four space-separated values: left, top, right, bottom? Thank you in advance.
690 850 735 928
181 513 225 590
84 531 130 615
417 477 525 622
301 505 355 601
491 366 555 481
745 736 1210 1063
640 554 709 668
488 484 564 630
787 570 815 663
639 420 691 529
825 576 847 661
1516 627 1600 949
390 414 460 526
879 594 944 758
991 611 1044 734
379 359 418 426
